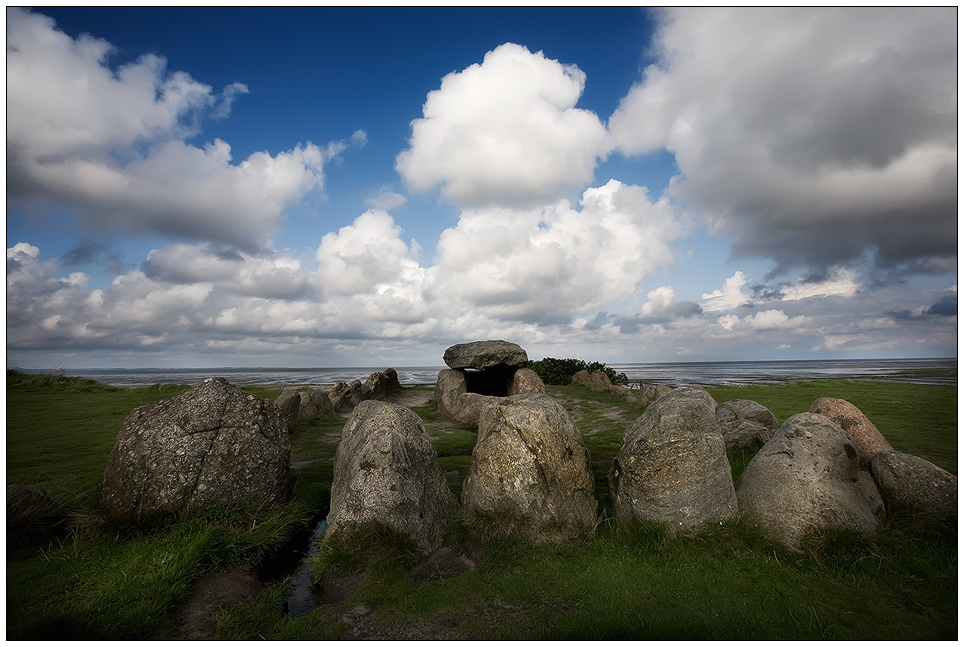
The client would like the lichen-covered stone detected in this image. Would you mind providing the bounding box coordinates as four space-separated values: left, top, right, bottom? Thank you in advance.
325 401 457 555
462 394 597 541
809 397 893 464
608 386 738 530
365 368 401 400
508 367 547 395
329 380 371 411
101 377 289 521
586 371 612 392
716 399 778 452
735 412 884 550
443 340 528 370
870 450 957 520
435 368 467 422
275 389 301 424
297 389 334 422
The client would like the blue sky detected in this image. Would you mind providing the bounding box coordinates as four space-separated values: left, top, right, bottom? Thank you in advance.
6 7 958 368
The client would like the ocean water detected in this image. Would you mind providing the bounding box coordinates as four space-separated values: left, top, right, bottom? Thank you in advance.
20 358 956 387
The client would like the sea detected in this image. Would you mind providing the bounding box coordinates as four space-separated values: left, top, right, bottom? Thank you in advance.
17 358 957 387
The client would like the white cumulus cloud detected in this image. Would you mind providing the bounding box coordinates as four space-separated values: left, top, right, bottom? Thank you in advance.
6 8 342 251
701 271 751 312
396 42 610 208
430 179 682 323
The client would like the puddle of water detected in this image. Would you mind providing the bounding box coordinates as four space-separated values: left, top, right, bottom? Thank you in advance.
285 518 327 618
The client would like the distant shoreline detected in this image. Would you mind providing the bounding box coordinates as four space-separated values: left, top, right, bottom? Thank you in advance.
28 357 954 389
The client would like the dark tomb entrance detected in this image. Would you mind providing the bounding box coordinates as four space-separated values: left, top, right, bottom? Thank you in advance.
463 364 516 397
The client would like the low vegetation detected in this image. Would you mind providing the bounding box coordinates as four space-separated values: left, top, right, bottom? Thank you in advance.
6 372 957 639
526 357 629 386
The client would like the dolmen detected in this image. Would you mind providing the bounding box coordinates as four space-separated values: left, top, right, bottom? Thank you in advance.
435 340 547 429
101 377 290 522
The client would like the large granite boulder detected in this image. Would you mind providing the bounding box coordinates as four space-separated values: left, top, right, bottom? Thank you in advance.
571 369 591 387
329 380 371 411
325 401 457 555
365 368 401 400
809 397 893 464
462 394 597 541
735 413 885 550
274 389 301 424
508 367 547 395
869 451 957 520
435 368 467 421
101 377 290 521
609 386 737 530
443 340 528 370
609 384 636 402
637 383 675 408
586 371 612 392
297 389 334 422
454 392 504 430
716 399 778 452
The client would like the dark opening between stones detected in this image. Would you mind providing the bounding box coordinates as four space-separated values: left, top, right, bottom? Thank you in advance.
463 365 516 397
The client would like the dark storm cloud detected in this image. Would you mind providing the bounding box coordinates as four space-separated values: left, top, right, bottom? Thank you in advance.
925 294 957 317
609 7 957 280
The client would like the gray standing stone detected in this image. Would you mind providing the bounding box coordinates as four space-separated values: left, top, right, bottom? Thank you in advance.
101 377 290 521
325 401 457 555
571 370 591 387
508 367 547 395
654 384 674 402
809 397 893 464
329 380 371 411
609 384 636 402
435 368 467 422
735 412 884 551
716 399 779 452
586 371 612 392
298 389 334 422
454 392 504 430
637 383 658 407
365 368 401 400
462 394 598 541
869 451 957 520
443 340 528 370
608 386 738 530
275 389 301 424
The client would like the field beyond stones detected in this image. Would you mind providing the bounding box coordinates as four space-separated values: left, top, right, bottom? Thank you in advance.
6 373 957 639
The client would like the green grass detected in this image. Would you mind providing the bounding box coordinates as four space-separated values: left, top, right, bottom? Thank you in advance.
6 373 193 497
6 373 957 639
704 380 957 474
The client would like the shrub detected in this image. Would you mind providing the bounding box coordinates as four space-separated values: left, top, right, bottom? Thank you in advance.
526 358 629 386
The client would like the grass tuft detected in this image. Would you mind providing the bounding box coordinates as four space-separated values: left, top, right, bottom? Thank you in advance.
312 520 424 581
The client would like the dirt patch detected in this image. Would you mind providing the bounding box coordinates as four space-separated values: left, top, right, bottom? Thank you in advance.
167 567 265 639
382 388 435 408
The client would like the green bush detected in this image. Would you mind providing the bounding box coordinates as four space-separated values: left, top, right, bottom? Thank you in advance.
526 358 629 386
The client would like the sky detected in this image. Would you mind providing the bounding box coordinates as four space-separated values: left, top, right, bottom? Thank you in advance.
5 6 959 369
